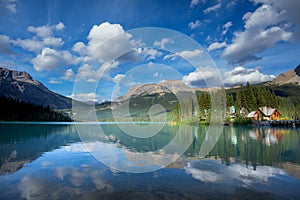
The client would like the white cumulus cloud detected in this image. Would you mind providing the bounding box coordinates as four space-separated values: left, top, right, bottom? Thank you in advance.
207 41 227 51
11 22 65 53
27 22 65 38
176 49 203 59
73 22 143 63
62 68 76 81
55 22 65 30
182 66 274 87
27 26 52 38
226 0 238 8
76 62 119 83
163 49 203 60
42 37 63 47
190 0 199 8
182 67 221 87
188 20 201 29
223 26 292 64
153 38 174 49
163 49 203 61
31 47 79 71
223 66 275 86
86 22 136 62
203 3 221 14
49 78 62 84
113 74 125 83
223 0 300 65
12 38 44 52
142 48 162 60
13 36 64 53
68 92 99 102
1 0 17 13
222 21 232 35
72 42 88 55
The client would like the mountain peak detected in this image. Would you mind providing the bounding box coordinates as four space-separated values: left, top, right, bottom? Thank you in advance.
0 67 72 109
271 64 300 85
117 80 192 101
0 67 40 85
294 64 300 76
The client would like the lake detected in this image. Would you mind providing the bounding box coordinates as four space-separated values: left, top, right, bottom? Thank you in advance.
0 122 299 199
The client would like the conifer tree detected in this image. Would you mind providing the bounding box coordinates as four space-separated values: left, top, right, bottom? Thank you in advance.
226 93 234 107
236 84 246 111
245 82 256 111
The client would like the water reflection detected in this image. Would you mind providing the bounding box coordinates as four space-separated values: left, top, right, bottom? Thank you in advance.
14 148 113 200
0 123 79 174
65 124 196 173
0 124 300 174
0 123 300 199
184 159 300 199
1 139 299 200
193 126 300 169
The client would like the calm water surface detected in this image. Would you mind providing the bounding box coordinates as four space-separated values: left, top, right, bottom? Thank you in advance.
0 123 300 200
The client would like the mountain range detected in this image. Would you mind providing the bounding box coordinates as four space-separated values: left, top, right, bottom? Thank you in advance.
0 64 299 113
0 67 71 109
271 64 300 85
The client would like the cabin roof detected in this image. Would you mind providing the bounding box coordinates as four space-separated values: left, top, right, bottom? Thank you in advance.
247 111 256 118
258 107 276 116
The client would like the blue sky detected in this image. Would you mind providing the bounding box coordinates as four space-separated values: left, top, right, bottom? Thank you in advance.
0 0 299 101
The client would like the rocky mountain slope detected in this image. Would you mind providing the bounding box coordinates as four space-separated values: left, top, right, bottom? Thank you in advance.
116 80 193 101
0 67 72 109
96 80 198 120
2 63 299 115
271 64 300 85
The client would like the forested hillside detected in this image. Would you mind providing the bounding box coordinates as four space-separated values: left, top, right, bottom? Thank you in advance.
0 97 72 121
227 83 300 119
94 81 299 123
170 82 299 124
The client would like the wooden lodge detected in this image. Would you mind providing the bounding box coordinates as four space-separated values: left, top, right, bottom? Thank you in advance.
247 107 281 121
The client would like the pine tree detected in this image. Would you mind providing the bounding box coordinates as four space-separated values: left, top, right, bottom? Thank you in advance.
197 92 204 118
252 86 260 108
171 102 181 122
236 84 246 111
245 82 256 111
226 93 234 107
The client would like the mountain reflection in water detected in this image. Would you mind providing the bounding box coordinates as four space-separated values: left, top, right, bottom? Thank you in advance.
0 123 299 199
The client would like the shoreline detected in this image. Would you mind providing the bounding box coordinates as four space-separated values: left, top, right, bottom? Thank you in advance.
1 120 299 128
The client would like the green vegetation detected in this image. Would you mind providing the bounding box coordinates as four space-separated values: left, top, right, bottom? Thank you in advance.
168 88 227 125
232 116 253 125
228 82 280 113
93 82 299 124
170 82 299 125
0 97 72 121
95 93 178 122
227 83 300 119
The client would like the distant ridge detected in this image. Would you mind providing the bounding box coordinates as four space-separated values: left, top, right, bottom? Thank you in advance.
116 80 193 101
0 67 72 109
271 64 300 85
1 63 299 111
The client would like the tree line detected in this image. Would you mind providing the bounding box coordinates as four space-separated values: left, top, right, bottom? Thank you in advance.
233 82 280 112
0 97 71 121
169 82 299 124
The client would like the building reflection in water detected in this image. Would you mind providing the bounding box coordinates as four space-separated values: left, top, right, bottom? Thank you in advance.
200 126 299 171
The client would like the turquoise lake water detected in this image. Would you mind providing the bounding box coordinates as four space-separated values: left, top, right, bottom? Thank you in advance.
0 123 299 199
